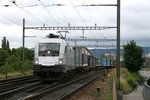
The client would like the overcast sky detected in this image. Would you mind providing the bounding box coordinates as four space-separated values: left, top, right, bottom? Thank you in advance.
0 0 150 48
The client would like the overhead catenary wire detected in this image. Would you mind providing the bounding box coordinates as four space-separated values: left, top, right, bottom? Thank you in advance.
54 0 69 24
50 0 80 39
7 0 54 37
8 0 46 25
39 0 70 25
0 15 21 26
3 1 116 37
68 0 90 41
69 0 87 26
38 0 60 25
0 15 38 37
83 0 96 25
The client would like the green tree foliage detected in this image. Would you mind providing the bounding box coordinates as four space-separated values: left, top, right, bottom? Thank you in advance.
123 40 145 72
1 37 7 49
6 40 9 49
0 48 34 73
0 37 34 73
0 48 9 66
1 37 11 54
14 47 34 61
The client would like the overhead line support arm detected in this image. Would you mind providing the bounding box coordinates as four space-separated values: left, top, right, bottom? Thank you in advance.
25 26 117 30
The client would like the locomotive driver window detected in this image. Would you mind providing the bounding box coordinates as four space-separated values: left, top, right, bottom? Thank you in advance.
39 43 60 56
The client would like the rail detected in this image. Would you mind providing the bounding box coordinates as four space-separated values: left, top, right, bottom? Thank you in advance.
22 70 106 100
0 75 34 83
143 80 150 100
0 68 109 100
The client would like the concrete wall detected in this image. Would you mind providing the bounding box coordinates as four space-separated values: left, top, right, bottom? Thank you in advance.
143 81 150 100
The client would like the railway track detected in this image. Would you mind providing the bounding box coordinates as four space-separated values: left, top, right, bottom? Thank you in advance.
0 75 40 100
0 75 35 83
21 69 107 100
0 69 110 100
0 75 38 92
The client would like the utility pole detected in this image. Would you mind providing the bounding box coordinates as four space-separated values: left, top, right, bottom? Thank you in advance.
117 0 122 99
22 18 25 75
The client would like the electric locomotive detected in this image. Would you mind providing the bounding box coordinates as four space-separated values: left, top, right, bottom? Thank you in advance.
34 34 75 80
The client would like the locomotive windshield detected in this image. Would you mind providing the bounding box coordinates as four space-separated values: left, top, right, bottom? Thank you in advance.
39 43 60 56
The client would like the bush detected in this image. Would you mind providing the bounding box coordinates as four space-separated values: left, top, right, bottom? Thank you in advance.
24 60 33 71
0 62 15 74
127 78 138 90
119 68 141 93
132 72 144 84
0 55 33 74
120 77 132 94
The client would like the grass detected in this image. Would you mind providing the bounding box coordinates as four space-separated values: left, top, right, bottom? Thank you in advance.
111 67 140 94
0 69 33 80
106 75 113 100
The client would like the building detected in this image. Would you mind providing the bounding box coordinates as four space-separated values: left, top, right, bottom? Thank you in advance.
74 46 93 56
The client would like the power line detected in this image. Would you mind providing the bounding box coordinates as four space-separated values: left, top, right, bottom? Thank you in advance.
8 0 45 25
69 0 87 26
69 0 94 40
0 15 21 26
54 0 69 24
0 16 37 36
39 0 70 24
38 0 60 25
83 0 96 25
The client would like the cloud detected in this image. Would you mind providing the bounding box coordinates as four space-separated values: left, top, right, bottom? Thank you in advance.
0 0 150 48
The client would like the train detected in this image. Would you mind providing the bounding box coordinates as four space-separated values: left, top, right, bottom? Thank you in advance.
33 34 97 80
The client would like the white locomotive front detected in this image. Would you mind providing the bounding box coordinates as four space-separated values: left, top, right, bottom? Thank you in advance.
34 34 75 80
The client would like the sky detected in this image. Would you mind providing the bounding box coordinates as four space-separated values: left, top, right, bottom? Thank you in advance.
0 0 150 48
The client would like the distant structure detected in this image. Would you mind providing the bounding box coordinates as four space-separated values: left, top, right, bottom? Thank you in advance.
73 46 93 56
144 53 150 67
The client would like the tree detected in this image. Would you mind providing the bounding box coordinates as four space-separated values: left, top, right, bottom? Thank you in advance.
1 37 7 49
1 36 10 50
123 40 145 72
0 48 9 66
14 47 34 61
6 40 10 49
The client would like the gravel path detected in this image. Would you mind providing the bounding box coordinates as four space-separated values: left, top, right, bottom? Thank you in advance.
123 85 145 100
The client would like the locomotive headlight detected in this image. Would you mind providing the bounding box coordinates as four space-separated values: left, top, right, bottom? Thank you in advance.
34 58 39 64
47 50 50 54
58 58 63 64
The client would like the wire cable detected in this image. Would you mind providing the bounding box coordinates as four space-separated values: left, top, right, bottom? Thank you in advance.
8 0 46 25
0 15 38 38
0 15 21 26
83 0 96 25
38 0 60 25
69 0 87 26
54 0 69 24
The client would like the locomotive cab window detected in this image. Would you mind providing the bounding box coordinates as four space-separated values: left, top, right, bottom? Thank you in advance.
39 43 60 56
